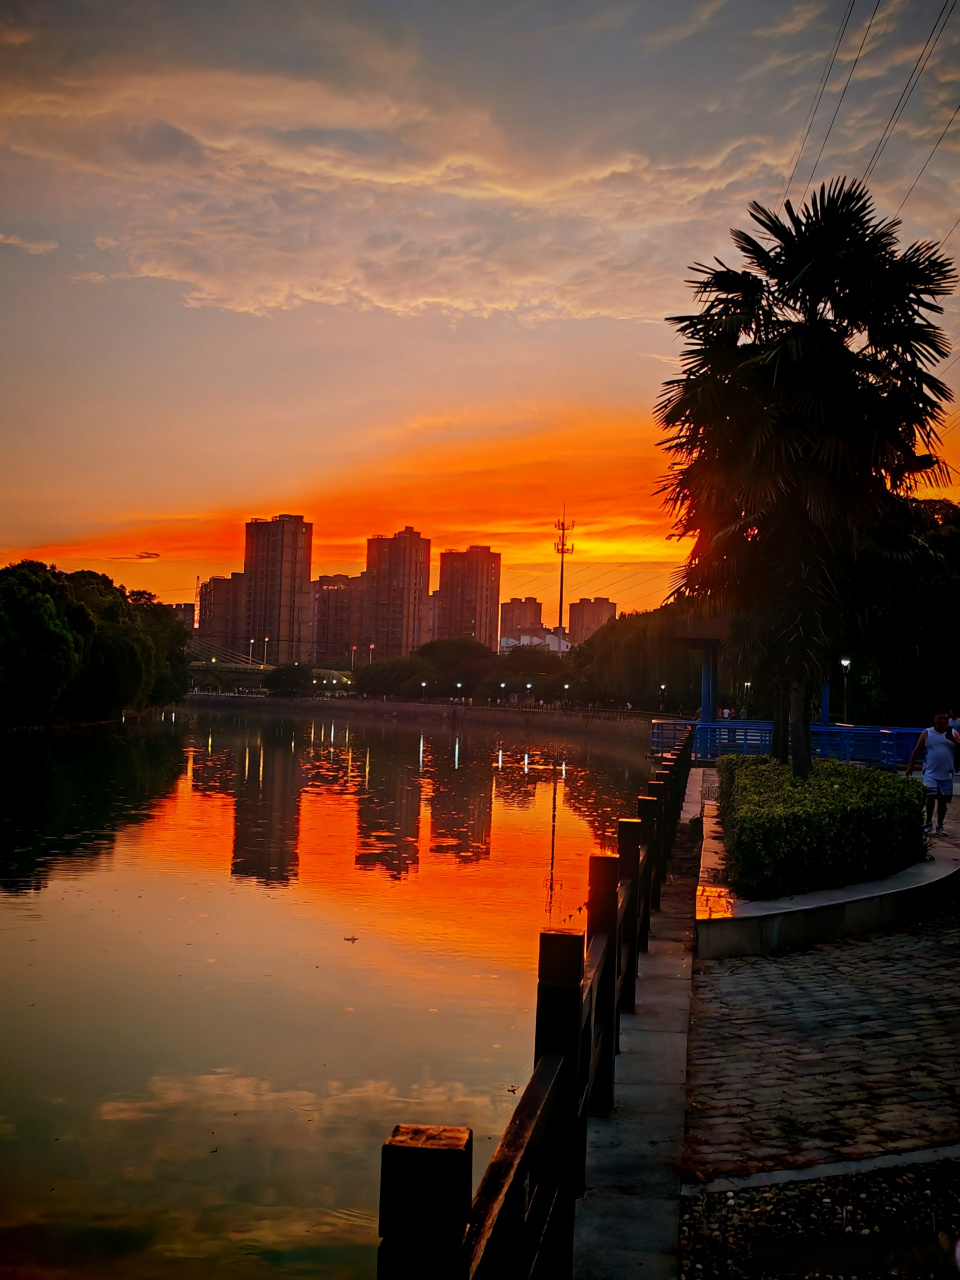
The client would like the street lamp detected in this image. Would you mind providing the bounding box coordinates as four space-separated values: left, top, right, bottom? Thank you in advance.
421 680 427 702
744 681 751 717
262 636 269 666
660 683 666 712
840 658 851 722
368 643 375 664
351 645 357 671
248 638 254 665
456 682 462 701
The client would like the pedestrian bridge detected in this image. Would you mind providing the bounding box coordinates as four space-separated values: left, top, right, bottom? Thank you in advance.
652 720 923 768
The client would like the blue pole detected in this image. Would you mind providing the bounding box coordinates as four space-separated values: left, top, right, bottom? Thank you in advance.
820 678 830 726
706 650 716 721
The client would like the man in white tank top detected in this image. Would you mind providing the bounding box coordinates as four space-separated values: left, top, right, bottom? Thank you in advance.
907 712 960 835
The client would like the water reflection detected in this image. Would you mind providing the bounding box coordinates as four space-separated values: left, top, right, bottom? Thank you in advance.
0 709 648 1279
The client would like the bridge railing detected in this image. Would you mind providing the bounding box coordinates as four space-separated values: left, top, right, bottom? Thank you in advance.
652 720 923 768
375 730 695 1279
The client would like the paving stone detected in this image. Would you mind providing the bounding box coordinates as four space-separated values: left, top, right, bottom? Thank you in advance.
685 899 960 1180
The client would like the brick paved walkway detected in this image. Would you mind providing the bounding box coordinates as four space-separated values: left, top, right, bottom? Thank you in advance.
684 910 960 1181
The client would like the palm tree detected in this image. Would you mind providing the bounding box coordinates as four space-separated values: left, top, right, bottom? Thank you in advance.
657 179 955 776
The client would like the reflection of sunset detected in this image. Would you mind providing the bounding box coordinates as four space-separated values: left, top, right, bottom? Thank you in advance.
0 711 650 1275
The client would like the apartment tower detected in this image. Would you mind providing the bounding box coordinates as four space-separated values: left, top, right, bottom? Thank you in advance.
244 514 313 666
363 526 430 658
568 597 617 646
436 546 501 651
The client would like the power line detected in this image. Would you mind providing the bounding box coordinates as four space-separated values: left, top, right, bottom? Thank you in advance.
941 209 960 250
897 98 960 213
779 0 858 212
801 0 882 202
862 0 958 183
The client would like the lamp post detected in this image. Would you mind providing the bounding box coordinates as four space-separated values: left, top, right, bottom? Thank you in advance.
456 681 462 702
421 681 427 702
660 683 666 713
351 645 357 671
526 682 533 705
368 643 375 665
248 638 254 666
744 681 751 718
262 636 269 666
840 658 851 723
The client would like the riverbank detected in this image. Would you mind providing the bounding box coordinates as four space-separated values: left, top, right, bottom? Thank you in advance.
185 693 654 751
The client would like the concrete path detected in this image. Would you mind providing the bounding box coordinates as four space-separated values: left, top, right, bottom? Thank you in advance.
574 768 704 1280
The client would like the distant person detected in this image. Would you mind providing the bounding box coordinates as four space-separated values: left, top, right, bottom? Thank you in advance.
739 705 748 719
906 712 960 835
721 707 731 719
950 709 960 732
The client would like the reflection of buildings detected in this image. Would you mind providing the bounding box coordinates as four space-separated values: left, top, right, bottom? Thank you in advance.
355 745 422 877
427 740 493 862
231 728 303 883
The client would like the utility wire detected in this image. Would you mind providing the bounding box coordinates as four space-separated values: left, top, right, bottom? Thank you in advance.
779 0 858 212
862 0 958 182
897 98 960 213
801 0 878 202
941 209 960 250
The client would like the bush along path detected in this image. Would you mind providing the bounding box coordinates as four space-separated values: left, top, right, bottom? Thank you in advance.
716 756 925 899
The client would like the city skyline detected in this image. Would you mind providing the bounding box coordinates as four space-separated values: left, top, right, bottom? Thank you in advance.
2 2 958 618
198 512 617 658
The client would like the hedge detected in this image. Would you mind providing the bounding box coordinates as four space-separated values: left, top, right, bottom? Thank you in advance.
716 756 926 899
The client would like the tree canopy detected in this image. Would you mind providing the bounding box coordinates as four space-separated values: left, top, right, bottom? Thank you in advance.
0 561 191 727
657 179 956 772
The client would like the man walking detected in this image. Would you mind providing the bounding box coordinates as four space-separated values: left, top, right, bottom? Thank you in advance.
907 712 960 835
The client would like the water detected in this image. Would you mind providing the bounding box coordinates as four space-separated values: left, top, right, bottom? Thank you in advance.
0 707 648 1277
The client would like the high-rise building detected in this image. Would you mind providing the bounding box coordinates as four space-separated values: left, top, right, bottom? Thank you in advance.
421 590 441 646
362 526 430 658
500 597 543 641
312 574 365 665
198 572 246 654
170 602 196 630
569 597 617 645
435 546 501 651
243 514 313 666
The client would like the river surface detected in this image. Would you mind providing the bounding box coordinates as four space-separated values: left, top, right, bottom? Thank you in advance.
0 706 649 1278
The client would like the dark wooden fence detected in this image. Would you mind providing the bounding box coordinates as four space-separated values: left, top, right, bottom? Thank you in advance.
376 728 695 1280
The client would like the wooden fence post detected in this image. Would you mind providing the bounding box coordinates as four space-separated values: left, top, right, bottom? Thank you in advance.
617 818 643 1012
646 779 667 901
534 929 585 1273
378 1124 472 1279
637 793 660 915
586 853 619 1116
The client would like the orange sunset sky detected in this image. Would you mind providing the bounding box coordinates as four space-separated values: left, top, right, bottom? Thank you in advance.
1 0 959 617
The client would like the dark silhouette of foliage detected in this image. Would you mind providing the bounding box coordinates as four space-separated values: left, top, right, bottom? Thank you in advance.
658 179 956 773
0 562 190 727
262 662 318 696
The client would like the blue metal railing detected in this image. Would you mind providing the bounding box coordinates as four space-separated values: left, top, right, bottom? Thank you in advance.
651 720 924 768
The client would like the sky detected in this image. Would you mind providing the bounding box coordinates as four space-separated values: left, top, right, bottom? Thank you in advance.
1 0 959 617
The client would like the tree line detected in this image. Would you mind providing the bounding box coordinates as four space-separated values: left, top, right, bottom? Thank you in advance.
0 561 191 728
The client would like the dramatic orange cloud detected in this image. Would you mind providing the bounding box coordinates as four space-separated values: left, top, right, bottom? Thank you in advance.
6 404 684 615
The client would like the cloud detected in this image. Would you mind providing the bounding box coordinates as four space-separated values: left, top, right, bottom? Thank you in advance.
0 230 57 253
645 0 730 52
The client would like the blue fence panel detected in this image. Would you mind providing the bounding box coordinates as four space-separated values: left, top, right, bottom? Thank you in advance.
653 719 925 768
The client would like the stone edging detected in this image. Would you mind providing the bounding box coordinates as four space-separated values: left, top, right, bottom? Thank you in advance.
695 802 960 959
681 1141 960 1196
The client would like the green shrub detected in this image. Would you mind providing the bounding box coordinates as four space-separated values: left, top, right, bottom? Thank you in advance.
716 756 925 899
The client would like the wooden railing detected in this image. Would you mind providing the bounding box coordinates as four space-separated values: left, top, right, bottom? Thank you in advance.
376 728 695 1279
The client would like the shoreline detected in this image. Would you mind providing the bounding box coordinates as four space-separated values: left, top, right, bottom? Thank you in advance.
184 692 655 751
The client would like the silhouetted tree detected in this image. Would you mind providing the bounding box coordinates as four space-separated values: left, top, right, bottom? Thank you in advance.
658 179 955 774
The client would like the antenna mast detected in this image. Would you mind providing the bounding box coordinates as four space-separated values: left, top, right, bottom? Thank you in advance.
554 507 574 649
